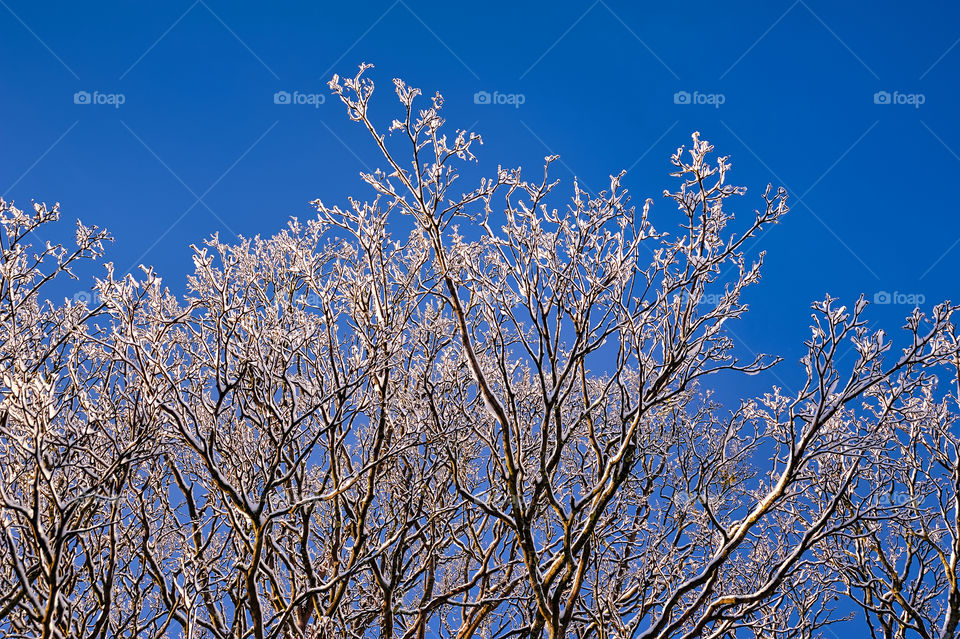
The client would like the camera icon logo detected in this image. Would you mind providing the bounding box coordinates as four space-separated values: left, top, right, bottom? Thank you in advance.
873 91 891 105
673 90 691 105
873 290 891 304
73 91 91 105
473 90 491 105
273 90 291 105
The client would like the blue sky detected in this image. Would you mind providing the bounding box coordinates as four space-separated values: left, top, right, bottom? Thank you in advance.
1 1 958 629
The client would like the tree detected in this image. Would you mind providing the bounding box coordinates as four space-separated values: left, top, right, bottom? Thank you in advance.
825 330 960 639
0 199 167 638
319 64 958 639
0 65 956 639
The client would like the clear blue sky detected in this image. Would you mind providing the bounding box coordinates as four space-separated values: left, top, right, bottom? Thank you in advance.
1 1 958 631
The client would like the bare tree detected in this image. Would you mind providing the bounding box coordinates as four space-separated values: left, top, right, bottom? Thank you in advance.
321 64 958 639
0 66 956 639
0 198 168 638
825 325 960 639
